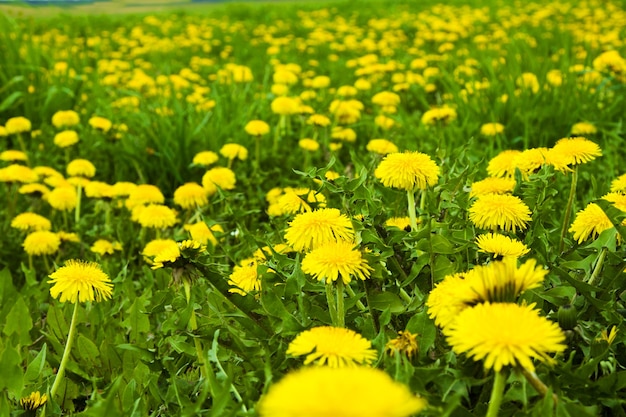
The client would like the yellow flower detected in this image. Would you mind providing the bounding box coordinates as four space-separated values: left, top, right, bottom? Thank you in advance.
331 127 357 142
301 241 372 284
142 239 178 258
513 148 549 179
220 143 248 161
427 272 476 328
375 151 440 191
89 116 113 132
47 186 78 211
90 239 122 256
228 258 261 295
480 123 505 136
0 164 39 183
57 231 80 242
375 114 396 129
184 222 222 246
173 182 209 209
54 130 79 148
5 116 32 134
571 122 597 136
20 391 48 411
11 212 52 231
475 233 530 258
284 208 355 252
67 159 96 178
271 96 300 115
310 75 330 88
550 137 602 166
202 167 236 192
134 204 178 229
385 216 414 231
287 326 377 367
111 181 137 198
84 181 114 199
366 139 399 155
372 91 400 107
487 150 522 178
192 151 219 166
19 183 50 197
516 72 540 93
257 366 426 417
23 230 61 256
51 110 80 128
244 120 270 136
421 106 457 125
569 202 613 243
469 194 531 232
445 302 566 372
386 330 419 358
599 326 618 346
48 260 113 303
469 177 516 198
307 114 332 127
125 184 164 209
299 138 320 152
0 150 28 162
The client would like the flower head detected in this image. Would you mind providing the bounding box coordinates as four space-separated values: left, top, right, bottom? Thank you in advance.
375 151 440 191
469 177 516 198
52 110 80 128
366 138 399 155
23 230 61 256
475 233 530 258
48 260 113 303
551 137 601 166
192 151 219 166
386 330 419 358
0 150 28 162
571 122 597 136
11 212 52 231
202 167 236 192
54 130 80 148
47 186 78 211
220 143 248 161
299 138 320 152
174 182 209 210
90 239 122 256
67 159 96 178
287 326 377 367
480 123 505 136
444 302 566 371
133 204 178 229
284 208 354 252
125 184 164 209
469 194 531 232
5 116 31 134
569 202 613 243
228 258 261 295
244 120 270 136
184 222 222 246
488 150 522 178
258 366 426 417
20 391 48 411
421 106 457 125
142 239 178 259
610 173 626 194
89 116 113 132
301 241 372 284
385 216 414 231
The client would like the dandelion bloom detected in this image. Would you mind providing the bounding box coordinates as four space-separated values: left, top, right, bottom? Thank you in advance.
610 173 626 193
331 127 357 142
287 326 377 367
550 137 602 166
228 258 261 295
134 204 178 229
444 302 565 371
54 130 79 148
385 216 414 231
220 143 248 161
513 148 549 179
427 272 477 328
19 183 50 197
307 114 332 127
257 366 426 417
51 110 80 128
480 123 505 136
48 260 113 303
475 233 530 258
386 330 419 358
202 167 236 192
271 96 299 115
67 159 96 178
299 138 320 152
184 222 221 246
375 151 440 191
89 116 113 132
0 164 39 183
366 139 398 155
47 186 78 211
469 177 516 198
173 182 209 209
0 150 28 162
90 239 122 256
571 122 597 136
284 208 354 252
301 241 372 284
516 72 540 93
125 184 164 209
244 120 270 136
84 181 114 199
5 116 32 134
192 151 219 166
372 91 400 107
23 231 61 256
20 392 47 411
421 106 457 125
569 202 613 243
11 212 52 231
142 239 178 258
469 194 531 232
487 150 522 178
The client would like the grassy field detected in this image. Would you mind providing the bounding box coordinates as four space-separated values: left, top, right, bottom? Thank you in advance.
1 0 626 416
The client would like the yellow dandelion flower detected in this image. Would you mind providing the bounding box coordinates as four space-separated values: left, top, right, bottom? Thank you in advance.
220 143 248 161
258 366 426 417
445 302 566 372
20 391 48 411
5 116 31 134
299 138 320 152
228 258 261 295
284 208 355 252
427 272 477 328
19 183 50 197
386 330 419 358
385 216 415 231
57 231 80 242
184 222 221 246
516 72 540 93
469 194 531 232
51 110 80 128
84 181 114 199
513 148 549 179
90 239 122 256
244 120 270 136
476 233 530 258
480 123 505 136
89 116 113 132
366 139 399 155
202 167 236 191
271 96 300 115
288 326 377 367
307 114 332 127
421 106 457 125
569 202 613 243
67 159 96 178
173 182 209 210
599 326 618 346
11 212 51 231
571 122 597 136
551 137 602 166
23 230 61 256
310 75 330 88
372 91 400 107
469 177 516 198
111 181 137 198
47 186 78 211
602 192 626 212
0 164 39 183
54 130 79 148
488 150 522 178
0 150 28 162
375 151 440 191
125 184 164 209
192 151 219 166
610 173 626 194
134 204 178 229
330 127 357 142
142 239 178 258
48 260 113 303
301 241 372 284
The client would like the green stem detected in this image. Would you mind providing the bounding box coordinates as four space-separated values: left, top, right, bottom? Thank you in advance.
184 282 208 378
255 137 261 173
407 190 418 232
50 301 80 399
559 166 578 253
336 280 345 328
344 283 366 311
486 370 506 417
74 184 82 226
325 282 338 326
588 246 608 286
519 367 558 403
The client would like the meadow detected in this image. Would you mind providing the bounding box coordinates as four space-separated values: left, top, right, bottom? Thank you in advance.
0 0 626 415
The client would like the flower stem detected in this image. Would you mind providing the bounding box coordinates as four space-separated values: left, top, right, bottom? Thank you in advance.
588 246 608 286
486 370 506 417
344 283 366 311
336 280 345 328
325 281 338 326
519 366 558 404
559 165 578 253
184 282 208 378
74 184 82 226
50 302 80 399
407 190 418 231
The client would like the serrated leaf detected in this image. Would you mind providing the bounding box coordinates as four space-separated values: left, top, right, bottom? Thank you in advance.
3 295 32 343
24 343 47 382
368 292 405 313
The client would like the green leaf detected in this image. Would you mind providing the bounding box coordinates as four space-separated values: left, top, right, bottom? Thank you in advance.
77 334 101 364
406 308 437 359
122 296 151 344
0 91 23 112
368 292 405 313
24 343 47 382
3 294 32 344
0 343 23 398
